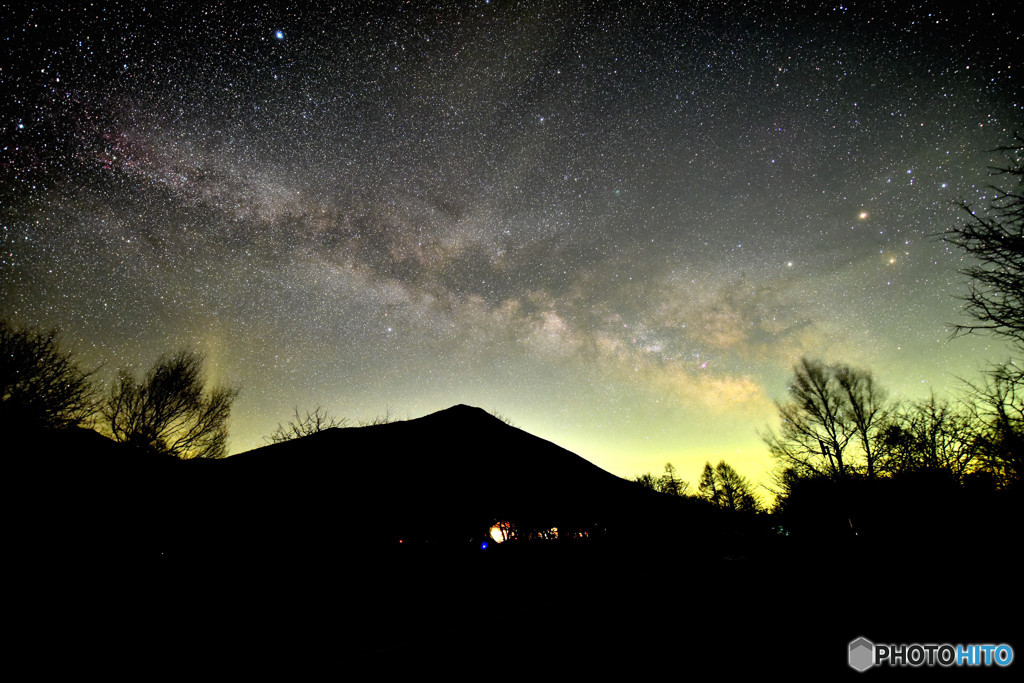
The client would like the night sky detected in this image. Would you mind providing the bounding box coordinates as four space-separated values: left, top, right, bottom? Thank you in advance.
2 1 1020 485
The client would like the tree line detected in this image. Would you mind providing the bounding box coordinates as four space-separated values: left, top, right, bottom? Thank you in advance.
630 134 1023 519
763 357 1022 492
763 134 1023 494
0 321 236 459
632 460 762 513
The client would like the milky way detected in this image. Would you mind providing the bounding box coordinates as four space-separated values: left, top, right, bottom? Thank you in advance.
2 1 1020 483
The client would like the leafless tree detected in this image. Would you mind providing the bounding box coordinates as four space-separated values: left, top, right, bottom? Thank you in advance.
879 394 980 481
835 363 889 478
946 134 1024 355
964 364 1024 486
0 320 98 430
265 406 348 443
763 358 889 480
763 358 854 480
103 350 238 458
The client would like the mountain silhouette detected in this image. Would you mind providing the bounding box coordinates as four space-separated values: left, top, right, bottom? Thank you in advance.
25 404 707 568
17 407 1017 674
212 404 671 552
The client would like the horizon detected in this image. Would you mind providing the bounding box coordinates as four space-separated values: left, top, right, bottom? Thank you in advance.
2 2 1019 489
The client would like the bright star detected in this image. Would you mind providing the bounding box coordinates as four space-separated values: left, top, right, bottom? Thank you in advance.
275 30 284 40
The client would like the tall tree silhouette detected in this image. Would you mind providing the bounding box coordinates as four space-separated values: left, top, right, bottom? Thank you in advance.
714 461 760 512
0 320 98 431
697 462 719 506
103 350 238 458
697 461 759 512
763 358 889 480
763 358 853 480
834 363 889 479
659 462 688 496
944 135 1024 486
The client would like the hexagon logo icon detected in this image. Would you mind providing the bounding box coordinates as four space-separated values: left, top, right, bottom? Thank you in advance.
849 637 875 672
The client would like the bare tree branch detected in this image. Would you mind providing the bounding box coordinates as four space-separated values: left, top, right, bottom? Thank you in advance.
0 320 100 431
102 350 238 458
946 133 1024 352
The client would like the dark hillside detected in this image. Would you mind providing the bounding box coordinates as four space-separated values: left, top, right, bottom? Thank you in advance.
20 405 727 570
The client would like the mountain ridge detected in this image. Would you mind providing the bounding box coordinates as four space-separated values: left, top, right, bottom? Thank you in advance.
24 403 711 566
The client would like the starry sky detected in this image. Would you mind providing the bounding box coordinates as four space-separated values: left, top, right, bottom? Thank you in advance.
2 1 1020 486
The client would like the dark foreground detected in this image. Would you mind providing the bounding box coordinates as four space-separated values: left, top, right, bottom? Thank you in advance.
14 423 1019 676
22 540 1018 679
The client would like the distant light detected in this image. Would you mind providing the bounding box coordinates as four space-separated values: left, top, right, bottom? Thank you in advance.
480 541 489 550
275 30 285 40
859 211 868 220
398 538 403 544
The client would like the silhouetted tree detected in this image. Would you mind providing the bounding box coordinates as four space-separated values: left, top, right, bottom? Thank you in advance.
102 350 238 458
762 358 889 481
879 393 980 481
766 466 803 514
697 462 719 506
659 462 689 496
632 462 689 495
835 363 889 478
265 406 348 443
966 365 1024 486
714 461 760 512
946 134 1024 355
0 320 98 431
632 472 660 491
697 460 759 512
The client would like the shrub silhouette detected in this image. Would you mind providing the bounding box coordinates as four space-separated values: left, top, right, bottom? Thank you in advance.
265 406 348 443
